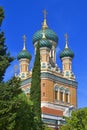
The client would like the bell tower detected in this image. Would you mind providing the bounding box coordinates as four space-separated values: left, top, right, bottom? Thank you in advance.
60 34 75 80
17 35 31 80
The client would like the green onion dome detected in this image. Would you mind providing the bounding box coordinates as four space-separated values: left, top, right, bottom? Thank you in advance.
33 28 58 45
17 49 31 60
40 38 52 49
60 48 74 59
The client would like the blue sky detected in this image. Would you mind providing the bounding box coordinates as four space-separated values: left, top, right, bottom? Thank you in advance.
0 0 87 108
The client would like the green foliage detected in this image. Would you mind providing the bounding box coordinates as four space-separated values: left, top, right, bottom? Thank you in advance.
42 124 52 130
15 93 34 130
0 77 22 130
0 7 4 26
0 7 37 130
60 108 87 130
30 42 42 129
0 7 13 82
0 76 37 130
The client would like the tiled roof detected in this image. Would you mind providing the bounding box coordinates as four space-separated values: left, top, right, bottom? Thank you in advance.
42 107 63 117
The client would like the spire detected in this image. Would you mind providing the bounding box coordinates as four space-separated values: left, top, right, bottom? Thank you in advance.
64 33 68 48
23 35 26 50
42 9 48 29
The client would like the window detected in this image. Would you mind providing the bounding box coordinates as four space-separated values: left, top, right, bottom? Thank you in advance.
60 92 63 102
43 83 45 87
42 63 46 68
65 93 68 103
55 91 57 100
66 71 69 76
42 92 45 96
65 88 70 103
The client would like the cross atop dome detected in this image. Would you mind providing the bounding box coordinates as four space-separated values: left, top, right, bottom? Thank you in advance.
23 35 26 50
42 9 48 29
64 33 69 48
43 9 47 19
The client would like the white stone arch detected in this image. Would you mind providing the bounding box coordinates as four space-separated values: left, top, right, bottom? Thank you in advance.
60 86 65 92
65 88 70 94
54 84 59 91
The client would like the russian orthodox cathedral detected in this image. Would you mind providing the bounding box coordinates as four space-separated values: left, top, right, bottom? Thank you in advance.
17 10 78 129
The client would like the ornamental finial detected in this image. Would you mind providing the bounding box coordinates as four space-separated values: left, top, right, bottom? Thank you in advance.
64 33 68 48
23 35 26 50
42 9 48 29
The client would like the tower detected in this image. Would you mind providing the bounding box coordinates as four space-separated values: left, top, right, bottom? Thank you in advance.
33 10 58 68
60 34 75 80
39 31 52 69
17 35 31 80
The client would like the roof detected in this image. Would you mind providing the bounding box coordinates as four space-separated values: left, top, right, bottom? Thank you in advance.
17 49 31 60
60 48 74 59
42 107 63 117
40 38 52 49
32 28 58 44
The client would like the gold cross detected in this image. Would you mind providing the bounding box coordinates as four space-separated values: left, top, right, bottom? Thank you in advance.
64 33 69 48
64 33 68 42
43 9 47 19
23 35 26 43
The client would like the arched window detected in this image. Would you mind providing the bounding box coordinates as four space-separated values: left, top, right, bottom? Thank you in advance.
55 91 57 100
66 71 69 77
65 93 68 102
54 85 58 100
60 87 65 102
42 92 45 96
65 88 70 103
43 83 45 87
60 91 63 101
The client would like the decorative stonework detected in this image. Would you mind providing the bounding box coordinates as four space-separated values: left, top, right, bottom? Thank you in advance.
21 72 77 87
41 72 78 87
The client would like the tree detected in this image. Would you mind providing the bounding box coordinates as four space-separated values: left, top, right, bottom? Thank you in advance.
60 108 87 130
30 42 42 130
0 7 4 26
42 124 52 130
0 7 35 130
0 77 22 130
0 7 13 82
15 93 34 130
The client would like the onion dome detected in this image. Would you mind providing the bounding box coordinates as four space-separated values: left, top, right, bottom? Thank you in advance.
33 28 58 44
60 48 74 59
32 10 58 45
39 30 52 49
17 35 31 60
60 34 74 59
17 50 31 60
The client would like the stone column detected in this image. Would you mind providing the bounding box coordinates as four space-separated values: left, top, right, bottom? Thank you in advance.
58 90 60 101
68 93 70 103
